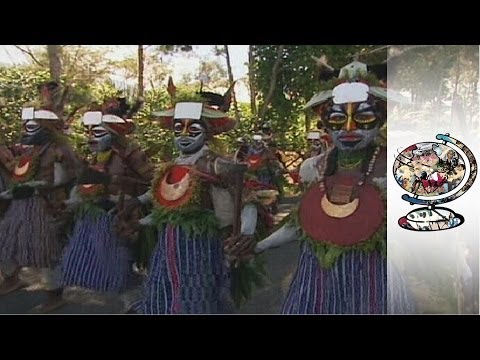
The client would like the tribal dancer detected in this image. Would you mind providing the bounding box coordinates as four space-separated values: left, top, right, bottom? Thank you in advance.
0 82 79 312
37 97 154 312
129 79 262 314
252 61 392 313
0 145 14 218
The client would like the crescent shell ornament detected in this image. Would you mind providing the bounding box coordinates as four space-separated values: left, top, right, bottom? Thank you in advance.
11 153 39 184
14 160 30 177
320 194 359 218
159 171 191 201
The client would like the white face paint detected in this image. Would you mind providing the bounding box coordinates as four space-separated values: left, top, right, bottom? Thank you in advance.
24 120 41 134
252 135 264 150
326 101 379 152
308 139 323 151
21 120 50 145
87 125 113 153
173 119 207 154
91 126 109 139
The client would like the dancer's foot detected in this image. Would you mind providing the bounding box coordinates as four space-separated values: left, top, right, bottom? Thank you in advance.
28 297 67 314
0 274 24 296
28 288 66 314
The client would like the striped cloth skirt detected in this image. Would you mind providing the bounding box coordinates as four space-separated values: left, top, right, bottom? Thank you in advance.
0 196 63 269
132 224 232 314
282 242 387 314
0 172 7 215
61 213 132 293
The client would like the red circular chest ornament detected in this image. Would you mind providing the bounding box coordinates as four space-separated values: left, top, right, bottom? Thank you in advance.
246 154 264 170
79 183 105 196
12 154 35 182
298 174 385 246
78 164 107 198
153 165 195 209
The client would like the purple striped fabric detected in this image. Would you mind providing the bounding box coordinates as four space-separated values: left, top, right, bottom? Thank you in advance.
282 242 387 314
0 196 63 268
134 224 232 314
61 213 133 293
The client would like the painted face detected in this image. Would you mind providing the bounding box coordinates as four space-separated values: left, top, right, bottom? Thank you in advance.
252 136 265 151
261 130 273 143
86 125 113 153
173 118 207 154
324 101 379 151
307 139 322 152
21 120 50 145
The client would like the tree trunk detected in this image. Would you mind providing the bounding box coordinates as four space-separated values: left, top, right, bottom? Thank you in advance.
248 45 257 116
138 45 145 97
258 45 285 124
47 45 62 83
46 45 65 114
224 45 240 122
305 111 311 132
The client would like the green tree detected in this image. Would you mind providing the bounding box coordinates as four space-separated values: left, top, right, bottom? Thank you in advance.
196 59 229 90
251 45 387 153
47 45 62 83
213 45 241 122
0 66 50 144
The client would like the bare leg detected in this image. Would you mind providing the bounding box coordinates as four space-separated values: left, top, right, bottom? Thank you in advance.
28 288 67 314
0 267 23 296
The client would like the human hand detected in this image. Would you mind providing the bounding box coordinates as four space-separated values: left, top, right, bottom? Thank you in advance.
224 234 256 267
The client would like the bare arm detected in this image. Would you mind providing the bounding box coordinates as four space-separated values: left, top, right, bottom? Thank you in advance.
137 190 153 205
240 203 258 236
64 186 84 211
255 223 299 253
55 144 81 186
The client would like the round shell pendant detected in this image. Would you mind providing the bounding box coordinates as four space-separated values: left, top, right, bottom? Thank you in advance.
14 159 30 177
160 171 191 201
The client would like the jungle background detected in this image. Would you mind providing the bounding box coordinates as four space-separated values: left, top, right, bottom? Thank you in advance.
0 45 386 167
1 46 477 155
